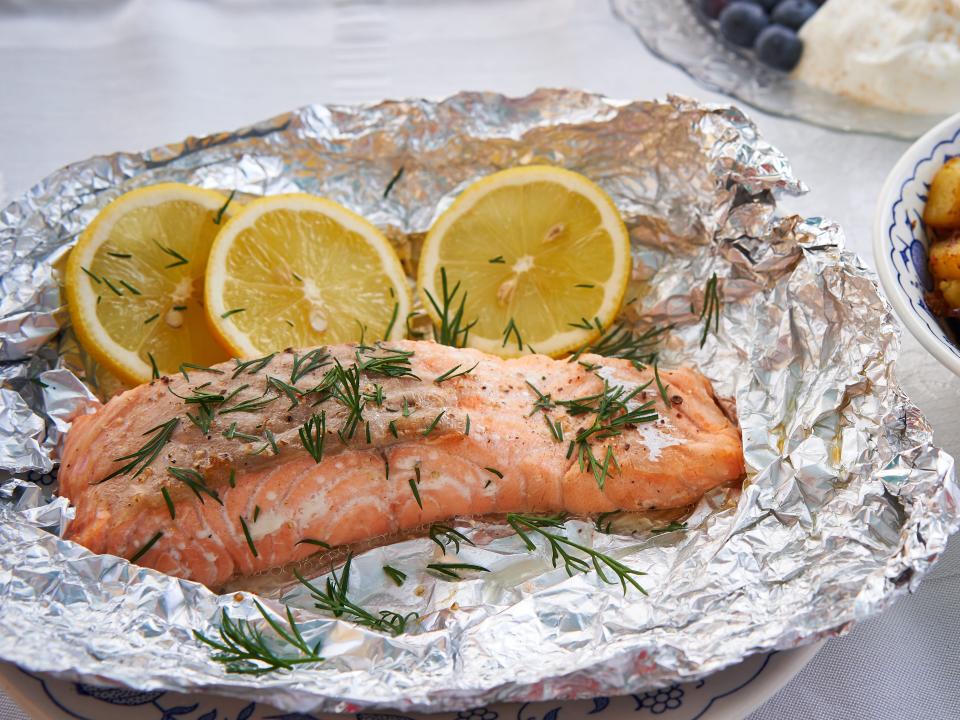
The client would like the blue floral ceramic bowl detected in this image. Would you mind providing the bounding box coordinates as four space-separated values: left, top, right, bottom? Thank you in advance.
875 112 960 376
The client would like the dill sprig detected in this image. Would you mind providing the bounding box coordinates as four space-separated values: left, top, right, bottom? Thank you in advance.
502 317 523 351
290 348 331 384
327 363 364 439
213 189 236 225
488 255 505 264
525 380 555 415
557 381 657 490
147 352 161 380
355 347 419 379
220 389 279 415
363 383 385 406
267 375 301 408
119 279 141 295
239 516 258 557
543 412 563 442
383 565 406 586
422 410 445 436
152 238 189 268
572 322 669 367
383 166 405 198
129 531 163 563
223 422 261 443
100 418 179 483
429 523 474 554
568 317 596 331
103 277 123 296
220 383 249 407
559 381 655 425
186 405 215 434
169 385 226 407
167 467 223 505
653 360 670 405
559 381 656 427
433 361 479 384
427 562 489 580
578 444 619 491
383 301 400 340
179 362 225 382
507 513 646 594
295 556 416 635
160 487 176 519
698 273 721 348
194 602 323 675
297 538 332 549
260 429 280 456
232 353 276 378
298 412 326 463
424 267 478 348
408 477 423 509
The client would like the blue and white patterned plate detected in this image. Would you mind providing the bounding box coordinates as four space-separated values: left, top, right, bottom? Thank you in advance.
875 111 960 376
0 643 821 720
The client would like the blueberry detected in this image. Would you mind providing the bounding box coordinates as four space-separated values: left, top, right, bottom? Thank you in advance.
771 0 818 30
719 3 769 48
754 25 803 71
699 0 730 19
739 0 778 10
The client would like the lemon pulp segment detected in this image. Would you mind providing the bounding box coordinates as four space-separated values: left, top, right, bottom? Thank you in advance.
205 194 411 357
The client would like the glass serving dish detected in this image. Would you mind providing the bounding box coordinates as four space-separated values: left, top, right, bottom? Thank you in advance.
610 0 947 139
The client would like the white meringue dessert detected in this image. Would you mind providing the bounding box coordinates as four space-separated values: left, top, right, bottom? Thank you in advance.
793 0 960 115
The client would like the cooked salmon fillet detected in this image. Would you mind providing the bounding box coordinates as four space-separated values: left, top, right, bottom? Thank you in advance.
60 340 744 589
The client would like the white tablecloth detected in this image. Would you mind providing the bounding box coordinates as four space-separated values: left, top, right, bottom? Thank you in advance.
1 1 958 718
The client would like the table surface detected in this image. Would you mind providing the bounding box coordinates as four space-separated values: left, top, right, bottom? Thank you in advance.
1 1 958 718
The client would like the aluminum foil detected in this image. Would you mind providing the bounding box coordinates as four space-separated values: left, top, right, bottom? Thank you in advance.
0 89 956 713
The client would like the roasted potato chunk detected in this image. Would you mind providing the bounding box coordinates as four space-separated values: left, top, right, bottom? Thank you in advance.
940 280 960 309
929 235 960 281
924 157 960 229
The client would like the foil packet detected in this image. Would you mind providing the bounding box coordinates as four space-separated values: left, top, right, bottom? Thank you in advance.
0 89 956 713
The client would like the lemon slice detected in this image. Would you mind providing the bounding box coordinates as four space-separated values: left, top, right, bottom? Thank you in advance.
418 166 631 358
65 183 235 385
204 193 411 357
